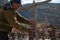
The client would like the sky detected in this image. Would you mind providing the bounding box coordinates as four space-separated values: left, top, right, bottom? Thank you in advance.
8 0 60 4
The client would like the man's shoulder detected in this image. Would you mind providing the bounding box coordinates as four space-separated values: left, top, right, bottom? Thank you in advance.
0 3 14 14
2 3 13 11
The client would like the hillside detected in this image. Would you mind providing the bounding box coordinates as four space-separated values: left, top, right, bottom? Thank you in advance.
20 3 60 27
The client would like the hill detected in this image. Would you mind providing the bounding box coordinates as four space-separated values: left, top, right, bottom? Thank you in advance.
21 3 60 27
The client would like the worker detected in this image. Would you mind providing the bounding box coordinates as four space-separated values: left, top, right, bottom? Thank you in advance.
0 0 31 40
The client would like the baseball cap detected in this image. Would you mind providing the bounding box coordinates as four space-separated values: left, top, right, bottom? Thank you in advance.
10 0 21 4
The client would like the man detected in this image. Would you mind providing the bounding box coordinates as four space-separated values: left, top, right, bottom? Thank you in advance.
0 0 31 40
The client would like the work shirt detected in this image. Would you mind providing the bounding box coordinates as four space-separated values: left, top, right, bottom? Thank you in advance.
0 3 31 33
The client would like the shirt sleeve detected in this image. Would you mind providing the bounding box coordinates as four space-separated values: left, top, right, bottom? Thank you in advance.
15 11 32 25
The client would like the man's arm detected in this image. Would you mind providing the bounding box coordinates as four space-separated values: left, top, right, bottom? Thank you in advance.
2 10 30 32
15 12 32 25
21 0 51 11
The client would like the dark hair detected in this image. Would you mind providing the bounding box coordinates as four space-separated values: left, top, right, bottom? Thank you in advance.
10 0 21 4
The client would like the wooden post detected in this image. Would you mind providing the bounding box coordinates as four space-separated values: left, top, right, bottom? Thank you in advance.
33 0 39 40
51 25 56 40
49 25 56 40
